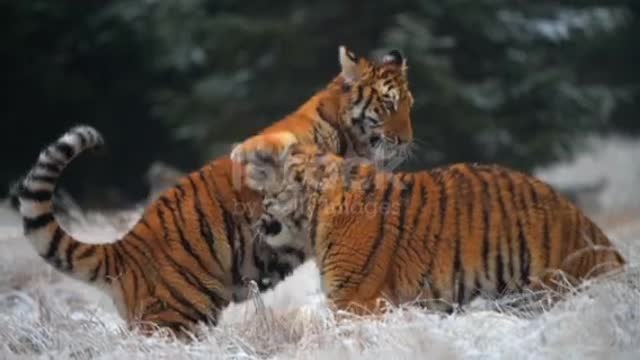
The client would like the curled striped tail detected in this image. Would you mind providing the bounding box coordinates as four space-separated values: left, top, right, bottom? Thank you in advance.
17 125 109 283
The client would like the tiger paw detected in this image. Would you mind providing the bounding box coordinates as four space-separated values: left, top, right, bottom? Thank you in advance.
230 132 298 192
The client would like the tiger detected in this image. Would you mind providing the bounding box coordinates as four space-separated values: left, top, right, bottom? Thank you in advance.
235 142 627 315
230 46 414 191
15 45 415 336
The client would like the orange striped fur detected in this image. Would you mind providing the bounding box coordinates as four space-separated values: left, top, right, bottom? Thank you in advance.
15 46 415 337
244 144 626 315
231 46 414 192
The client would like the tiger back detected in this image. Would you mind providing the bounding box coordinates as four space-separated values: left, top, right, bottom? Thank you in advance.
15 45 416 337
244 144 626 315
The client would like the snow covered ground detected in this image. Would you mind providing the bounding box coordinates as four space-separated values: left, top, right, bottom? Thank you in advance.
1 135 639 359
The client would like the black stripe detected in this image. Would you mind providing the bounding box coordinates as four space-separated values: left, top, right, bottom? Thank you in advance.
37 162 61 174
122 239 206 325
588 220 599 245
509 173 530 286
511 175 530 288
532 182 552 267
199 167 249 287
436 171 448 237
354 85 363 104
112 245 126 278
502 171 517 288
24 213 54 231
319 241 335 275
493 172 508 295
20 188 52 202
110 247 120 280
430 171 448 281
360 177 393 277
119 246 139 308
175 183 186 199
76 245 97 260
396 175 412 242
361 172 376 200
431 282 443 303
29 175 57 184
529 183 541 205
161 196 214 282
456 265 465 305
233 222 246 286
542 207 551 268
190 176 225 272
522 181 551 268
411 176 427 233
252 242 268 281
452 169 467 305
530 183 548 269
55 142 75 159
317 104 348 156
155 207 228 314
65 239 81 271
44 225 63 262
466 164 491 292
210 182 241 286
219 202 236 244
496 252 505 295
359 90 374 119
103 245 111 283
89 259 102 282
417 172 443 292
343 162 358 190
309 199 320 250
332 271 360 290
312 124 324 150
519 228 531 286
111 244 129 298
116 241 153 294
218 167 252 225
452 170 462 304
392 174 419 287
470 278 483 303
77 131 88 148
400 175 429 274
479 174 492 286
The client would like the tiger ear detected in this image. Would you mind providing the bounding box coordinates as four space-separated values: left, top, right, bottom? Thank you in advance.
339 45 361 84
382 49 407 73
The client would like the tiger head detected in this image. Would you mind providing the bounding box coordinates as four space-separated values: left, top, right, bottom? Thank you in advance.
334 46 415 166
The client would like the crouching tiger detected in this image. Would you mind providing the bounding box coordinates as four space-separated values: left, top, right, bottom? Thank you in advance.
15 45 416 336
234 143 626 315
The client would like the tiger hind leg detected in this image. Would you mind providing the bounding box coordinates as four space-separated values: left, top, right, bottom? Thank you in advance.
128 297 216 340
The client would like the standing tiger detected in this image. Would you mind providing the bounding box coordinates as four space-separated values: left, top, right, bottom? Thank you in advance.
233 143 626 315
15 46 415 336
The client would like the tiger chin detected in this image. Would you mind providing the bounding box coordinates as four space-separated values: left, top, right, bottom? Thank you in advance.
240 143 627 316
14 45 416 339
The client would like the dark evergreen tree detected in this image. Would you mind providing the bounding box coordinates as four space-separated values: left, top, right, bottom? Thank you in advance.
2 0 637 206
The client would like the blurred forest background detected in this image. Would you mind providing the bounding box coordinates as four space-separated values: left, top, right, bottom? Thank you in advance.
2 0 638 208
